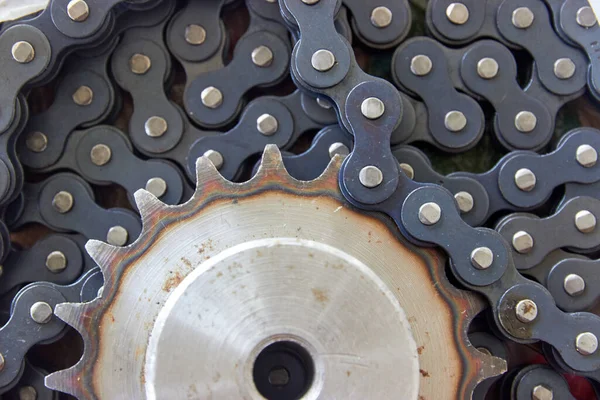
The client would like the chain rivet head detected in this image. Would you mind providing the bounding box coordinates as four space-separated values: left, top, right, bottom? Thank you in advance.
251 45 274 67
359 166 383 188
554 58 576 80
30 301 53 324
107 226 128 246
328 142 349 159
514 168 536 192
446 3 469 25
201 86 223 109
185 24 206 45
67 0 90 22
576 332 598 355
316 97 332 109
477 57 499 79
512 231 534 253
454 191 474 213
512 7 535 29
203 150 224 170
11 41 35 63
18 386 37 400
576 144 597 167
470 247 494 270
361 97 385 119
46 251 67 273
515 299 538 323
478 347 493 357
532 385 553 400
52 191 74 214
564 274 586 297
576 6 597 28
418 202 442 225
145 116 168 137
129 53 151 75
515 111 537 133
371 6 393 28
358 165 383 189
256 114 279 136
90 144 112 166
410 55 432 76
72 85 93 106
311 49 335 72
146 177 168 198
444 110 467 132
25 131 48 153
575 210 596 233
399 163 414 179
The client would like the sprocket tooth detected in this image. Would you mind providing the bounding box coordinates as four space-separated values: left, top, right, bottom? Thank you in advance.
319 152 345 181
54 302 90 333
255 144 287 178
134 188 166 224
45 366 85 398
195 152 230 187
85 239 121 274
473 348 507 384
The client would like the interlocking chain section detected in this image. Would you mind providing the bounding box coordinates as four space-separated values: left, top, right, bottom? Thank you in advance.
281 0 600 376
0 0 599 398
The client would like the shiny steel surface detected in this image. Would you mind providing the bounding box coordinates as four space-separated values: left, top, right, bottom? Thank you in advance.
46 146 504 399
146 238 419 399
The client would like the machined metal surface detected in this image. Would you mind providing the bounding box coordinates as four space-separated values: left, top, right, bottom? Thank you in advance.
45 148 503 399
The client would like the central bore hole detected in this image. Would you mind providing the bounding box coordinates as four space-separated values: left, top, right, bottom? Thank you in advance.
268 367 290 386
253 340 314 400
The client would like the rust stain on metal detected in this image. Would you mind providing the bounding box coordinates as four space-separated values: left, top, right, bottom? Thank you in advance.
62 149 502 399
163 271 184 292
311 288 329 305
195 239 214 255
181 257 192 268
498 295 534 340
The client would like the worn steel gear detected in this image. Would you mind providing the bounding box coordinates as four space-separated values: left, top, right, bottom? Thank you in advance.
44 146 504 399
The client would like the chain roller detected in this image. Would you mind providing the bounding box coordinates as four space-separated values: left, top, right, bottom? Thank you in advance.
0 0 598 396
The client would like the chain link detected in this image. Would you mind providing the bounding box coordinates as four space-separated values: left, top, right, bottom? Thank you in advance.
0 0 599 397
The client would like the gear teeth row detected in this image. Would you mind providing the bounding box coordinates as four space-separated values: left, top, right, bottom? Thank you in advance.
40 145 364 399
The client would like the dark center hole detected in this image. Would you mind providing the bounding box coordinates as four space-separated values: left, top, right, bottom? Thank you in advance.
253 341 314 400
268 366 290 386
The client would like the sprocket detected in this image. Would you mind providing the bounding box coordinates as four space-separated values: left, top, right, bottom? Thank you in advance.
45 146 504 399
